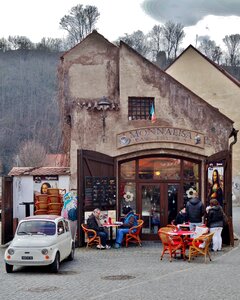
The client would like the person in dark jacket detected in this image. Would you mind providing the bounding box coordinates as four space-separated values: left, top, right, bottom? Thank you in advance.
87 208 110 249
186 190 205 231
174 206 188 225
114 206 138 249
207 198 224 251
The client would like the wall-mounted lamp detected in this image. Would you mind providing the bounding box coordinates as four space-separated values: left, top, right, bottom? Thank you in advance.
97 96 111 142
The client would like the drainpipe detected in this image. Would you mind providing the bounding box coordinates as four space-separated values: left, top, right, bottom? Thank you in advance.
228 128 238 217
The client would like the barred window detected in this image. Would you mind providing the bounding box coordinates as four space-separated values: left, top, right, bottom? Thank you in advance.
128 97 154 120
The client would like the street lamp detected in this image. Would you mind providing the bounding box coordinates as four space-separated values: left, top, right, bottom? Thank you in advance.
97 96 111 142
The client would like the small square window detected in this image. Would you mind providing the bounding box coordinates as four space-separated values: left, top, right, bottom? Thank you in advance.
128 97 154 120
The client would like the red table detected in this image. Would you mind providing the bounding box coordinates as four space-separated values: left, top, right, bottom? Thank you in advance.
169 230 195 236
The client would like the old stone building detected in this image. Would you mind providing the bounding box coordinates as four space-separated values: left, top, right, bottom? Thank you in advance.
58 31 236 244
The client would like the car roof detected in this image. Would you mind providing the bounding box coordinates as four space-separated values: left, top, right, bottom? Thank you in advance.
22 215 63 222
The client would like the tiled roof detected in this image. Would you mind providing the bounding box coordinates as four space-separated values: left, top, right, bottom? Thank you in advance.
8 167 70 176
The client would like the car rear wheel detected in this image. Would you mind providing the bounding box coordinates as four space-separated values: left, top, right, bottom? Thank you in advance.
5 263 13 273
50 252 60 273
67 243 75 261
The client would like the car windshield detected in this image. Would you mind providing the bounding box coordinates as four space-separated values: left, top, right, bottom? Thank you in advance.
17 220 56 236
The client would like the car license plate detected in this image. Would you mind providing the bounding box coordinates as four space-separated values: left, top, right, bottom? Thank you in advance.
21 256 33 260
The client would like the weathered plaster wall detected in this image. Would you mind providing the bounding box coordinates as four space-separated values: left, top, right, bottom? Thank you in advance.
60 32 233 190
166 46 240 189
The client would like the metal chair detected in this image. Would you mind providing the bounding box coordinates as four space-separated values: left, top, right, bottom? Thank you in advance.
81 224 101 248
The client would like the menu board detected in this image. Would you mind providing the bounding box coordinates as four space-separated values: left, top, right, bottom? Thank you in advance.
85 176 116 208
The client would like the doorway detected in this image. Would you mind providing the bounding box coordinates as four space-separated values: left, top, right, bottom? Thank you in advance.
139 183 180 240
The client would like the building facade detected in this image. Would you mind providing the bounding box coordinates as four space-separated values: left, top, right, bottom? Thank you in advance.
165 45 240 204
58 31 236 244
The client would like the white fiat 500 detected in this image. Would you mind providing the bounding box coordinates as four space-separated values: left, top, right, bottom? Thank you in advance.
4 215 75 273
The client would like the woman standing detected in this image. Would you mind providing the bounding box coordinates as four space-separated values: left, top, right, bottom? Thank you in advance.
207 199 224 251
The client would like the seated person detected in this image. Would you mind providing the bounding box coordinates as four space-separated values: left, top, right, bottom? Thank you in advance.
87 208 111 249
114 206 138 249
173 206 188 225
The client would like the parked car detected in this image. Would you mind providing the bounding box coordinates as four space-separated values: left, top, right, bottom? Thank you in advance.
4 215 75 273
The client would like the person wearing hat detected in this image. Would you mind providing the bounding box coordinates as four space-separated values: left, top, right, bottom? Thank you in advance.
114 206 138 249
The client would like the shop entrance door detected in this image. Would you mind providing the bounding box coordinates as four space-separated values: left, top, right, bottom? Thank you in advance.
139 183 180 240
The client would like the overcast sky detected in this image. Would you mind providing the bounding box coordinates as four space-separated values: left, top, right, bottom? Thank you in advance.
1 0 240 49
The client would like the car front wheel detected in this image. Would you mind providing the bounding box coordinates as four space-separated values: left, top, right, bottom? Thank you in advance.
67 243 75 261
5 263 13 273
50 252 60 273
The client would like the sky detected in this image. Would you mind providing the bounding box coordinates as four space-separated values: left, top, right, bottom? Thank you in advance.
1 0 240 49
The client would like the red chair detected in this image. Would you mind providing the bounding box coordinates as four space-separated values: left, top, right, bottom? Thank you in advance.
158 230 186 262
125 219 144 247
81 224 101 249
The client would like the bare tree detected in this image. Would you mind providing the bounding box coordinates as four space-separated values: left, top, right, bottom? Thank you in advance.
198 37 223 64
59 4 100 46
35 38 65 52
117 30 149 57
0 38 9 52
148 25 163 61
16 140 47 167
223 34 240 66
162 21 185 60
8 35 34 50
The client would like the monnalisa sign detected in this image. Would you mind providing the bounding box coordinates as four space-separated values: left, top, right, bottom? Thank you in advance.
117 127 204 149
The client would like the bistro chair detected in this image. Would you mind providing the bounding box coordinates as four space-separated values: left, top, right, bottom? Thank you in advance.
158 226 175 233
166 224 178 231
81 224 101 249
188 232 214 263
125 219 144 247
158 230 186 262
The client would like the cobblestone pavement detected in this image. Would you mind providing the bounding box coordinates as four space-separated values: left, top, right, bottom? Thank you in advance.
0 209 239 300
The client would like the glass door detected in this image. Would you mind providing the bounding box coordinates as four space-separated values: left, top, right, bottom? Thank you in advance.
167 184 180 224
140 184 162 239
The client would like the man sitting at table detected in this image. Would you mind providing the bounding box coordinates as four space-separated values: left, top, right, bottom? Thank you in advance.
114 206 138 249
87 208 111 249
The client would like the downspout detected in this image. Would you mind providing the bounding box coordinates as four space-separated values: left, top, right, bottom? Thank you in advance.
229 128 238 217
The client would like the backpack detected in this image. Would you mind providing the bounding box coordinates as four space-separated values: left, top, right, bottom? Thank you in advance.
68 208 77 221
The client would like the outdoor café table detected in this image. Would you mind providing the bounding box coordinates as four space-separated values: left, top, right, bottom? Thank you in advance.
177 223 190 230
103 223 121 244
169 230 195 236
168 230 195 259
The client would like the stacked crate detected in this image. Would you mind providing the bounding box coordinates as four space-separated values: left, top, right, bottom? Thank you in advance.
47 188 63 215
34 188 63 216
35 194 48 215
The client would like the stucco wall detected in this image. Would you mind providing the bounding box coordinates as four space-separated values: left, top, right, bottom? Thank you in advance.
166 46 240 179
60 33 233 191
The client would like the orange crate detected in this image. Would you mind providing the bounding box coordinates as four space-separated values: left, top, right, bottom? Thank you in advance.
47 188 60 196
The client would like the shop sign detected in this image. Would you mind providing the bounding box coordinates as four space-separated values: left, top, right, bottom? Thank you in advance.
117 126 204 148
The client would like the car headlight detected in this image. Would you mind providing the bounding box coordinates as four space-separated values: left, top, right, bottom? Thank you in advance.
41 249 48 255
7 248 15 255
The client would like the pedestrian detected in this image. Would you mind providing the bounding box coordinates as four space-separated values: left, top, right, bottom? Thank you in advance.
114 206 138 249
61 191 78 241
173 206 188 225
186 190 205 231
87 208 111 249
207 198 224 251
